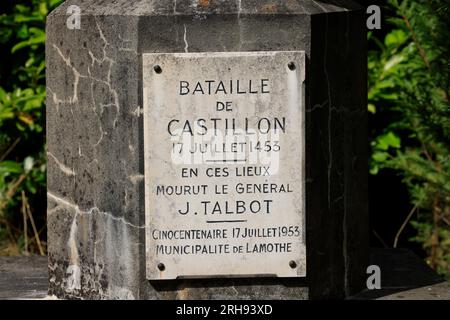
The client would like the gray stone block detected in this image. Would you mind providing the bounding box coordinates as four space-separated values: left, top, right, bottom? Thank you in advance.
46 0 367 299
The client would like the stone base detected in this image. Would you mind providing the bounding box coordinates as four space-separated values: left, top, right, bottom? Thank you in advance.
1 249 449 300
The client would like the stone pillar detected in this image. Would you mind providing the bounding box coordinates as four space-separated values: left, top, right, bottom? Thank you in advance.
46 0 367 299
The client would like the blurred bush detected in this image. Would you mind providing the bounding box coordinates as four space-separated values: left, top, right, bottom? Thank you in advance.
0 0 61 255
369 0 449 279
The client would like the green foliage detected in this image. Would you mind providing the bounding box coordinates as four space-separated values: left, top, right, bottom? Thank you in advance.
0 0 62 255
369 0 450 279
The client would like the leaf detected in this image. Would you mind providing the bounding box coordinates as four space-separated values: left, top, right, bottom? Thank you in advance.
17 24 28 39
25 56 35 68
36 60 45 75
16 122 26 131
18 113 34 125
49 0 63 8
376 132 402 150
11 33 45 53
368 104 376 114
24 96 44 111
13 14 42 23
373 151 389 162
370 165 379 175
39 2 48 17
0 108 15 121
0 28 13 43
0 87 7 102
0 161 23 174
385 29 408 47
25 178 37 194
377 92 399 100
29 27 45 37
14 4 29 14
383 54 405 72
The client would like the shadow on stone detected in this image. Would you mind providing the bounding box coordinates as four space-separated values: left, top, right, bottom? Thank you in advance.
350 248 447 300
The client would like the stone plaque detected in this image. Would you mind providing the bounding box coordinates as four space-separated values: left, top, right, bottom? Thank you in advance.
143 51 306 280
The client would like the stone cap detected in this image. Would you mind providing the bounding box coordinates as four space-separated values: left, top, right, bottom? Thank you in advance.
50 0 362 17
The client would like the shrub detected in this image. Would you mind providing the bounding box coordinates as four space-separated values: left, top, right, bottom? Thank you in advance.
369 0 450 279
0 0 62 255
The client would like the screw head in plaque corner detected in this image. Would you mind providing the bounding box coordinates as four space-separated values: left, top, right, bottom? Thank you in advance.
153 65 162 74
289 260 297 269
157 263 165 271
287 62 296 71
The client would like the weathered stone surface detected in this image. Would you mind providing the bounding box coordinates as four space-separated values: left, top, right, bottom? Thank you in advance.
0 256 48 300
2 250 448 300
46 0 367 299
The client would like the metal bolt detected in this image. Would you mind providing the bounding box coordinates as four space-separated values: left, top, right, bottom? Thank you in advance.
289 260 297 269
157 263 165 271
288 62 296 71
154 65 162 74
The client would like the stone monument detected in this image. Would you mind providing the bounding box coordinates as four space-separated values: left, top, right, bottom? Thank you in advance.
46 0 368 299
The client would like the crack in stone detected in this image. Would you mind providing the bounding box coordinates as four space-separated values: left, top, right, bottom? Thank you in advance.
237 0 242 18
52 36 118 150
131 106 143 117
311 0 351 295
47 87 69 113
87 81 106 147
231 286 239 295
52 44 87 104
306 100 327 112
129 174 144 185
118 34 132 43
93 128 107 147
296 0 306 13
93 225 106 279
173 0 178 14
47 192 144 229
128 140 136 154
313 1 334 209
67 212 81 291
183 24 189 53
47 152 75 176
87 69 120 127
237 0 243 51
123 188 129 211
118 47 138 54
84 18 120 133
311 0 327 13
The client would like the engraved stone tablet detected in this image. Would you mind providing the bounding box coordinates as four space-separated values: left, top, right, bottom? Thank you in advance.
143 51 306 280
